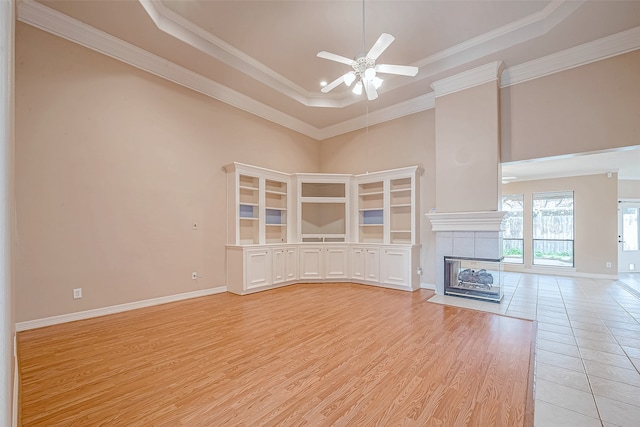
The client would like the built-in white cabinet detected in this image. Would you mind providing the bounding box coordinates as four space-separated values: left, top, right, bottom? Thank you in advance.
351 246 380 282
272 246 297 285
299 245 349 280
227 245 298 295
224 163 290 245
354 166 421 245
380 246 417 288
225 164 423 294
295 174 351 243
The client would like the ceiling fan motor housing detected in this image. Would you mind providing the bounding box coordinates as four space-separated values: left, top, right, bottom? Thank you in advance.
352 56 375 77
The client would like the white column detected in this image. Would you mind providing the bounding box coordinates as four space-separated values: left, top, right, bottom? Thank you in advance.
0 0 15 425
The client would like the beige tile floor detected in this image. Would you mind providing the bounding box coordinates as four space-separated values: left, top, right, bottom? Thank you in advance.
428 272 640 427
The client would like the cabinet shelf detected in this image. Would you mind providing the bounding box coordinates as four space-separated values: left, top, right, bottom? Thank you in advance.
226 163 290 245
299 197 346 203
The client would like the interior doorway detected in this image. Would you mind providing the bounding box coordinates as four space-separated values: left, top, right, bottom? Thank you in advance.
618 200 640 273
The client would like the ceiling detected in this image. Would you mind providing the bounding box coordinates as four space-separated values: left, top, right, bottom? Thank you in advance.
18 0 640 179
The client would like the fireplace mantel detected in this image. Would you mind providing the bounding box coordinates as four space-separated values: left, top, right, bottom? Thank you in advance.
426 211 506 232
427 211 506 295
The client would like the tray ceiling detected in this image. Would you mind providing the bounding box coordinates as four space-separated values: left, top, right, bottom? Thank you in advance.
19 0 640 143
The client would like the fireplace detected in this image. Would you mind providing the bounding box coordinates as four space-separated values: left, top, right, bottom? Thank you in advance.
444 256 503 302
427 211 506 296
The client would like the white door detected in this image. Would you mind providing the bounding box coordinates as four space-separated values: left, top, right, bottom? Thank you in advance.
619 201 640 272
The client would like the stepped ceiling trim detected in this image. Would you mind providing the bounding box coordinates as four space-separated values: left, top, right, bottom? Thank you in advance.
501 25 640 87
431 61 504 98
17 0 640 141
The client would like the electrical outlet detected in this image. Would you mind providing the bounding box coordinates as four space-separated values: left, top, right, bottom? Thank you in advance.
192 272 198 280
606 262 612 268
73 288 82 299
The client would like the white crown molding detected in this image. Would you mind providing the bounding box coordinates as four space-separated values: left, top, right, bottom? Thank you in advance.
316 93 435 140
14 286 227 331
431 61 504 98
501 26 640 87
426 211 507 232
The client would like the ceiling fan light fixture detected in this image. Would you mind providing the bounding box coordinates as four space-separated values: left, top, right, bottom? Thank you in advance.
344 72 356 86
372 76 383 89
352 81 363 95
364 67 376 80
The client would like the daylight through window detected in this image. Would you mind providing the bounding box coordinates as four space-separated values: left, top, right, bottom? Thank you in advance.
501 194 524 264
532 191 574 267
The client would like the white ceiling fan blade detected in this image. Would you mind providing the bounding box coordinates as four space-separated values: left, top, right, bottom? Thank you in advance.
363 79 378 101
366 33 395 60
317 51 354 66
376 64 418 77
321 73 352 93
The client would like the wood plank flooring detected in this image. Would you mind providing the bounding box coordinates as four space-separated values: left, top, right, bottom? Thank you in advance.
18 283 536 426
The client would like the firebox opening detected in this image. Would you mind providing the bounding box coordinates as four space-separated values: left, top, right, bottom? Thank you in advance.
444 256 504 302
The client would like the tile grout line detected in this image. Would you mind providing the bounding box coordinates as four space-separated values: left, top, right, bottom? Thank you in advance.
554 276 606 427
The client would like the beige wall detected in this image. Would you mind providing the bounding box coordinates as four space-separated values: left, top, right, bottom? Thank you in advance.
435 81 500 213
502 173 618 276
501 50 640 163
319 111 437 285
619 180 640 200
14 24 319 322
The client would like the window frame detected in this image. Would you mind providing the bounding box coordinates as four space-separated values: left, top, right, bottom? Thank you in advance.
532 191 575 268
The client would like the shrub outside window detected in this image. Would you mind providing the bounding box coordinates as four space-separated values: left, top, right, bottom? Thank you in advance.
501 194 524 264
532 191 574 267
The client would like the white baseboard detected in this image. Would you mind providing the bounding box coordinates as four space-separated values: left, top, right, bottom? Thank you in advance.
502 264 618 280
420 282 436 290
15 286 227 331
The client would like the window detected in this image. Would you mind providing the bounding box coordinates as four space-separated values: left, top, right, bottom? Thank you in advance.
532 191 574 267
501 194 524 263
622 207 639 251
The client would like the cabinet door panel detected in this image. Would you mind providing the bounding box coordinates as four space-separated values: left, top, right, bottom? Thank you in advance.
380 248 410 286
364 249 380 281
351 248 365 280
272 249 286 285
246 249 271 289
299 247 323 280
325 247 348 279
285 248 298 281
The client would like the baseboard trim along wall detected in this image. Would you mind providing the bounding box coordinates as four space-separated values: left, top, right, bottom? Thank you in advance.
15 286 228 331
420 282 436 290
502 264 618 280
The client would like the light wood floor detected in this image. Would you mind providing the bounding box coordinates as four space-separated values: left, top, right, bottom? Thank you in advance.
18 283 536 426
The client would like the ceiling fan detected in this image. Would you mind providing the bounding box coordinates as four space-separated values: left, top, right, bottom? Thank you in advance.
317 33 419 101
